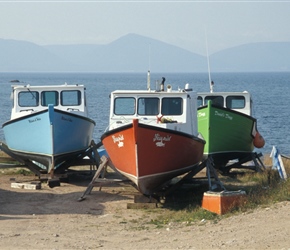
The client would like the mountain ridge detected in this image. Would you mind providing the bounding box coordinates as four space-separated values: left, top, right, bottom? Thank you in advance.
1 34 289 72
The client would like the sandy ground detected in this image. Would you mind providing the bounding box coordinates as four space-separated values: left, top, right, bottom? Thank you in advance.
0 167 290 250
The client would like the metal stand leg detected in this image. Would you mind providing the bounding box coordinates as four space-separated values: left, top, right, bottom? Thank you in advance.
206 157 226 191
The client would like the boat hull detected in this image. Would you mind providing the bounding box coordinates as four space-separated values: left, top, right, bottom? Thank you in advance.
101 119 205 195
198 102 256 166
2 107 95 173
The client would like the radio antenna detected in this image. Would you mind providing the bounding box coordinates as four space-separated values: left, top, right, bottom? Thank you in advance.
147 43 151 91
205 28 214 93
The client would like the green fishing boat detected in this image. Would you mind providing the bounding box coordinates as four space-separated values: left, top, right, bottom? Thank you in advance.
197 83 264 168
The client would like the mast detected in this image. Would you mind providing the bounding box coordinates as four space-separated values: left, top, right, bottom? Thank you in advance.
147 70 151 91
147 44 151 91
205 29 214 93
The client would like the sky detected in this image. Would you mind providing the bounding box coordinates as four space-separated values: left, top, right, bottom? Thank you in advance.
0 0 290 55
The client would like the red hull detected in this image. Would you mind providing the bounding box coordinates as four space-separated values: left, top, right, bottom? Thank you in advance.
101 119 205 195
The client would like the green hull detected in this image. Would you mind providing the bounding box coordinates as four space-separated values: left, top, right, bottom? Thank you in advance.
198 102 256 165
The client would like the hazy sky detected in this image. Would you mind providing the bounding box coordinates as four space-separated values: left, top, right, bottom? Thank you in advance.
1 1 290 55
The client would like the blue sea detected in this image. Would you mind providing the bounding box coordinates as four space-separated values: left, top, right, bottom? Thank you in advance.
0 72 289 156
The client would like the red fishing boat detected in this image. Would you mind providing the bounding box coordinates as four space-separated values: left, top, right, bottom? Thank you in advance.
101 75 205 195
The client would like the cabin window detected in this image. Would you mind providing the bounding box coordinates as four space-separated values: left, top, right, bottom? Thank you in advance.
137 97 159 115
41 91 59 106
18 91 39 107
197 96 203 107
226 96 246 109
61 90 81 106
114 97 135 115
205 96 224 107
161 97 182 115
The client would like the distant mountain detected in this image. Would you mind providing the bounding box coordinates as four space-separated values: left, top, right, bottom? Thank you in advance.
210 42 290 72
0 39 71 72
44 34 207 72
0 34 289 72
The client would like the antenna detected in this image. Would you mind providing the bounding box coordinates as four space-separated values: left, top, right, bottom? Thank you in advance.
205 28 213 93
148 43 151 71
147 43 151 90
147 70 150 91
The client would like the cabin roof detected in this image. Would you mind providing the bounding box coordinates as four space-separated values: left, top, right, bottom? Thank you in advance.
12 84 85 91
197 91 250 97
111 89 196 96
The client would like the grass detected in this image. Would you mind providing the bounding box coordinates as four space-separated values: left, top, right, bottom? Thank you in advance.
146 154 290 227
0 150 35 176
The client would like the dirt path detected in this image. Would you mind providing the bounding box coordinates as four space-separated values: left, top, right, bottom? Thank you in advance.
0 171 290 250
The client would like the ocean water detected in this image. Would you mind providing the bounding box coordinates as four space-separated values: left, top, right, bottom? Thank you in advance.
0 72 289 156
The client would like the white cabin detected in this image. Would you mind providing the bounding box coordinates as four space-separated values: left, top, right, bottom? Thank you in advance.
108 84 199 136
197 91 253 116
10 84 89 120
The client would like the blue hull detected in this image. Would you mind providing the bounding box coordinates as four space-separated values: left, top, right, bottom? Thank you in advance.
3 106 95 173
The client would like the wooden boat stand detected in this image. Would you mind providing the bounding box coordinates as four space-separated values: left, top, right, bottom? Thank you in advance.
218 152 266 175
78 155 130 201
76 152 264 205
176 152 265 191
78 155 227 205
73 150 265 204
161 156 226 197
0 140 102 187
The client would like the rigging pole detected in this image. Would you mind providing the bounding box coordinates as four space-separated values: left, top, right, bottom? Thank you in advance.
205 29 214 93
147 43 151 91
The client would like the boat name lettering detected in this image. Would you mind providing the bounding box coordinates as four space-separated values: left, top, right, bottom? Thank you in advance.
214 111 233 120
198 112 206 117
28 117 41 123
153 134 171 142
112 134 124 143
112 134 124 148
61 116 72 122
153 134 171 147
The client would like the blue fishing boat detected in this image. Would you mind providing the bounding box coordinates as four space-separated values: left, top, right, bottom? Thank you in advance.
2 83 95 174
